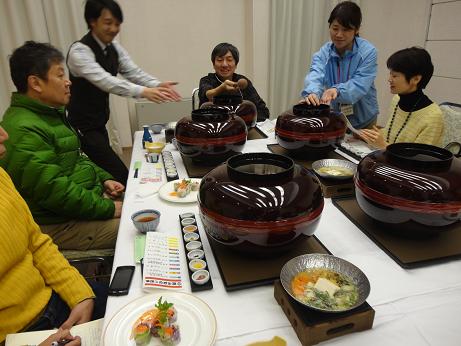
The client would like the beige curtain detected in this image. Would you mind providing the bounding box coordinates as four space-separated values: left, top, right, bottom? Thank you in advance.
0 0 124 154
268 0 360 117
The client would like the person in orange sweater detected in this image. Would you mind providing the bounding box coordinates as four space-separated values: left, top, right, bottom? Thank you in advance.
0 125 105 344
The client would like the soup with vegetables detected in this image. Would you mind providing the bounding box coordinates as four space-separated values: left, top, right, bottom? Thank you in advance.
291 268 358 310
317 166 353 177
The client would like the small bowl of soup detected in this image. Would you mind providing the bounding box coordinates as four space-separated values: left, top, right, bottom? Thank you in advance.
131 209 161 233
280 254 370 313
312 159 357 180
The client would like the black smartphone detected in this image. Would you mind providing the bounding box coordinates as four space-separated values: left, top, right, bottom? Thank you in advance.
108 265 135 296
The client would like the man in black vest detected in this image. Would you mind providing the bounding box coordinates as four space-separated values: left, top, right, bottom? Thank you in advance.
67 0 180 185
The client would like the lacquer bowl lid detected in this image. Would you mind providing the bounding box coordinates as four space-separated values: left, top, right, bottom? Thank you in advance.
355 143 461 214
276 103 346 140
199 152 323 221
175 108 247 143
202 94 257 129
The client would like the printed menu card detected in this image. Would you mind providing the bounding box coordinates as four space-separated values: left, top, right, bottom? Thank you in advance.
143 232 183 290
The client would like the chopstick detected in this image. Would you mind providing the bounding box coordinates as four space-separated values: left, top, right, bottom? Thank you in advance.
133 161 141 178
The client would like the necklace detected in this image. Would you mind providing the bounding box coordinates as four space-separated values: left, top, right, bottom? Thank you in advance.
386 96 423 143
215 73 224 84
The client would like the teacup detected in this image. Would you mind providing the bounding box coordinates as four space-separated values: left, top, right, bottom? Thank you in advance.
150 123 164 134
131 209 161 233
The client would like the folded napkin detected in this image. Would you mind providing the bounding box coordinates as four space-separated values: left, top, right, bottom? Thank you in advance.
135 182 160 198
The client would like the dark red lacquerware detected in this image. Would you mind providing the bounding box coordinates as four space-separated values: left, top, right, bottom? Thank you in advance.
198 152 324 255
355 143 461 235
275 103 346 156
201 94 257 129
175 108 247 163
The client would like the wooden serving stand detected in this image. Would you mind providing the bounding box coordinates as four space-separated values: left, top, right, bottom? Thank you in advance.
274 280 374 345
332 196 461 268
206 235 330 291
247 126 268 140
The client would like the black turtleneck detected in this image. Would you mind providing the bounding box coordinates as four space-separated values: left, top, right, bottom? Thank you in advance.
398 89 432 112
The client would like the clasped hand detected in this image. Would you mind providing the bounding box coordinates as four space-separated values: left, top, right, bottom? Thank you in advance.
358 125 388 149
103 179 124 198
220 79 239 92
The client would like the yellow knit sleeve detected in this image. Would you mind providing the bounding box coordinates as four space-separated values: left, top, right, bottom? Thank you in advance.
413 104 444 147
29 218 95 308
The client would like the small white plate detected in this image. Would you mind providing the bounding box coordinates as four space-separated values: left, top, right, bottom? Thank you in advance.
103 292 217 346
158 179 201 203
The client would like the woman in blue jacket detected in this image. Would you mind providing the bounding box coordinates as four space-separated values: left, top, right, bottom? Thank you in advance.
301 1 379 129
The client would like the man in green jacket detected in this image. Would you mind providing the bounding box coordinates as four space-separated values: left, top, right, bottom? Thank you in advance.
0 41 123 250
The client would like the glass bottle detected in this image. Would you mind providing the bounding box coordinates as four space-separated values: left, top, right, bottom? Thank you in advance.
142 125 153 148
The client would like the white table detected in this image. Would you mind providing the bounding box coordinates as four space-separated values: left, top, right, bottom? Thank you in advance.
102 130 461 346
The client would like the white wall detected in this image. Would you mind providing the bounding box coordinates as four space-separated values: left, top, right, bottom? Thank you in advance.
425 0 461 105
360 0 432 124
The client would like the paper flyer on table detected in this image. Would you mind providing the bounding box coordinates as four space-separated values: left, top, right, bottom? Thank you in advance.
257 119 276 136
5 318 103 346
143 232 183 290
139 162 163 184
339 134 377 158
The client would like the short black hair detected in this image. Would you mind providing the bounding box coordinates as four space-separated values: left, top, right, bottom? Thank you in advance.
387 47 434 89
9 41 64 93
211 43 239 65
84 0 123 29
328 1 362 31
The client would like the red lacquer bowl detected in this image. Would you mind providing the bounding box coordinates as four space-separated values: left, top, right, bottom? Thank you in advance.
355 143 461 235
198 152 324 255
175 108 247 163
201 94 257 129
275 104 346 156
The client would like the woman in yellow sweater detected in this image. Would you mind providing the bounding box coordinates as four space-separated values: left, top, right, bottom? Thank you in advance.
0 125 99 344
359 47 443 148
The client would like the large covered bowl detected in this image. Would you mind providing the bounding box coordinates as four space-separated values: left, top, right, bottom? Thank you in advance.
355 143 461 235
275 103 346 156
175 108 247 163
198 152 324 255
201 94 257 129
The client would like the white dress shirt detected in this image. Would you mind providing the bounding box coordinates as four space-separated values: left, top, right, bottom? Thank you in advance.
67 33 161 98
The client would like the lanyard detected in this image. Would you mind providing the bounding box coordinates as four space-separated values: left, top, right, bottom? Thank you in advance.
336 57 352 84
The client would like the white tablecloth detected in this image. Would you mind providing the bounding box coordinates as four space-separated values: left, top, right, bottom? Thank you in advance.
102 130 461 346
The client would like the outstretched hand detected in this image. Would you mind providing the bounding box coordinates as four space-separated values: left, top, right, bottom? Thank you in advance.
158 81 181 101
142 81 181 103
